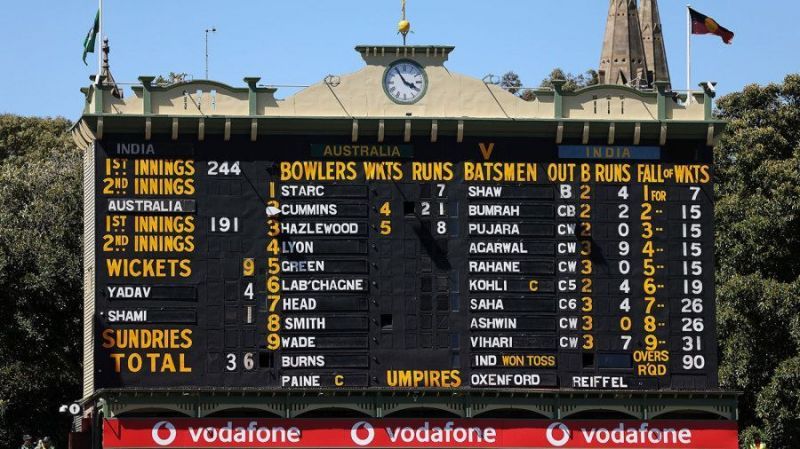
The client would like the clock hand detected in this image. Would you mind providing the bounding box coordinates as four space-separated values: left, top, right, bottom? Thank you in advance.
393 67 407 82
394 68 419 91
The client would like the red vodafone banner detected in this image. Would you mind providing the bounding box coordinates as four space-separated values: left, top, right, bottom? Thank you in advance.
104 418 738 449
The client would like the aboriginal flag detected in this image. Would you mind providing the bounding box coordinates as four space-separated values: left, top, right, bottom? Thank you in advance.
690 7 734 44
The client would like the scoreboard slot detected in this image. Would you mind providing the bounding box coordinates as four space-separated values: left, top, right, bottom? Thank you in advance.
468 240 555 256
277 334 369 350
280 296 369 312
273 315 370 331
469 297 557 313
470 316 556 331
104 285 197 301
470 353 557 369
467 185 554 199
277 184 369 198
467 222 554 237
277 221 369 237
469 371 559 388
470 335 558 350
101 308 197 324
278 259 370 274
279 239 368 255
467 259 554 275
106 198 197 214
280 354 370 369
280 277 369 293
469 278 556 293
275 202 369 218
466 203 555 219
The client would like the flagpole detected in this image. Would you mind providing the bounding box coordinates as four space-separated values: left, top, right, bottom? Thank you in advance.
686 4 692 103
96 0 103 85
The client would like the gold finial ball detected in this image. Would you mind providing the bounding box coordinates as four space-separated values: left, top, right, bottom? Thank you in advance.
398 19 411 35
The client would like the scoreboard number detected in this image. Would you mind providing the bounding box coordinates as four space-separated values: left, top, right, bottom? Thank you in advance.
208 161 242 176
243 258 255 276
211 217 239 233
226 353 255 372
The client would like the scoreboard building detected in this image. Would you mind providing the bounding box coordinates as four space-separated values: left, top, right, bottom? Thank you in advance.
71 3 739 448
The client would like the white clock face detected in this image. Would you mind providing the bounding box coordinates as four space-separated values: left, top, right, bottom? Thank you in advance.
384 61 427 104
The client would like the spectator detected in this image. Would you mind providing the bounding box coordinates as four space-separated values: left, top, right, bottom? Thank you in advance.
750 434 767 449
21 435 34 449
35 437 54 449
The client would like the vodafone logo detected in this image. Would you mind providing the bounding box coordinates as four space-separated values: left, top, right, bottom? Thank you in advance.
102 418 737 449
151 421 177 447
350 421 375 446
546 422 571 447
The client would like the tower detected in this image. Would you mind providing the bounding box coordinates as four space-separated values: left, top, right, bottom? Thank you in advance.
99 37 123 99
598 0 649 88
639 0 671 88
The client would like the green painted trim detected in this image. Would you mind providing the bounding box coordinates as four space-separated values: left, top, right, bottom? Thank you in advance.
244 77 261 116
382 59 429 105
93 84 104 115
89 388 740 421
139 76 155 115
654 81 669 121
551 80 566 119
698 82 717 121
80 87 91 115
147 79 276 94
566 83 659 98
77 114 726 126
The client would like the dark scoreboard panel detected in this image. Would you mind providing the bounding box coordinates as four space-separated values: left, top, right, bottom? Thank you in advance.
94 138 717 391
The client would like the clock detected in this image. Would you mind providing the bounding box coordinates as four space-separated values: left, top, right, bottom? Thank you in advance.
383 60 428 104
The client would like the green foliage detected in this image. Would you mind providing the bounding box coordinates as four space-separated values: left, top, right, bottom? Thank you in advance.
714 74 800 448
501 68 599 101
756 356 800 448
0 116 73 160
499 72 523 95
0 115 82 449
540 68 599 92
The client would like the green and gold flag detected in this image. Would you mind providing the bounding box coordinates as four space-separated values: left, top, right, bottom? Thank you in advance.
82 10 100 65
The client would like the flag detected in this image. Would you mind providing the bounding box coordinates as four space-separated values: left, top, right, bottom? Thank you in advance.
689 7 734 44
82 10 100 65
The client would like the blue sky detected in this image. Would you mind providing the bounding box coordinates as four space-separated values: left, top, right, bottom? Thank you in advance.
0 0 797 119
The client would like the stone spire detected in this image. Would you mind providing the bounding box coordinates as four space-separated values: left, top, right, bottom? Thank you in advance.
598 0 649 88
639 0 671 88
100 38 123 99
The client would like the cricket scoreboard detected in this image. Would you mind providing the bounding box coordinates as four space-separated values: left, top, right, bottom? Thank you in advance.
93 137 717 391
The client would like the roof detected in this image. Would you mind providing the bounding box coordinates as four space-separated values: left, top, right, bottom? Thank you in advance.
72 45 723 148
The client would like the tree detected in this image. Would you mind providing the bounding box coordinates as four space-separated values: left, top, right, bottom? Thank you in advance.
0 115 74 160
0 115 82 449
540 68 599 92
520 89 537 102
502 68 599 101
499 71 523 95
714 74 800 449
